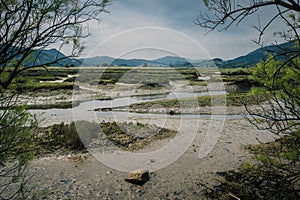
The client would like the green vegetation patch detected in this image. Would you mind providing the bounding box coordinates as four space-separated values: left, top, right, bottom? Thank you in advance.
129 93 269 111
98 79 116 85
220 68 251 76
7 67 260 93
34 120 177 156
22 67 78 77
202 133 300 199
17 82 76 92
246 133 300 161
138 82 165 90
1 67 80 92
189 80 207 86
26 101 80 110
98 69 130 84
100 121 177 151
63 77 76 83
34 122 86 156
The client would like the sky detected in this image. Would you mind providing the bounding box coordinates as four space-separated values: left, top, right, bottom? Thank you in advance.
79 0 285 60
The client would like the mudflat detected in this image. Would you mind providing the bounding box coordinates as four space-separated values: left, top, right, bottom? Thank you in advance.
27 118 276 199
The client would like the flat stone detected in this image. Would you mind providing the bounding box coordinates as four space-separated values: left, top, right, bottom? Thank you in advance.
125 169 150 185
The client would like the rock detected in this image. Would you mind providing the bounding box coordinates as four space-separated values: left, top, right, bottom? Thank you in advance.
169 110 175 115
100 107 112 112
125 169 150 185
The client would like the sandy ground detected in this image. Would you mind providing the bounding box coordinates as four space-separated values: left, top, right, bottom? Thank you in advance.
27 118 277 199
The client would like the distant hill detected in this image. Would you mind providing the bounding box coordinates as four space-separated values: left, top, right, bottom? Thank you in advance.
221 41 296 68
7 41 296 68
22 48 80 67
79 56 192 67
79 56 114 66
152 56 192 67
110 58 150 66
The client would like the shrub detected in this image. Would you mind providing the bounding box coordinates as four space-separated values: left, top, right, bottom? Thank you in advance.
0 106 37 199
202 133 300 199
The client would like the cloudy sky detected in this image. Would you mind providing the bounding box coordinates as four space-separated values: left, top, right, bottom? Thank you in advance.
80 0 284 60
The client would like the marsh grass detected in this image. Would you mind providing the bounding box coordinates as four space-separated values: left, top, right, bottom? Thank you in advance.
129 93 269 111
25 101 80 109
34 121 177 156
34 122 86 156
189 80 207 86
138 82 165 90
17 82 76 92
100 121 177 151
202 134 300 200
8 67 257 93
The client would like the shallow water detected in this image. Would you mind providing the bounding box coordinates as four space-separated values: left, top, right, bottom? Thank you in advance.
29 91 241 127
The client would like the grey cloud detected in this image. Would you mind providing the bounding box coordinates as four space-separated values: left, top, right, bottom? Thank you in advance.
80 0 287 59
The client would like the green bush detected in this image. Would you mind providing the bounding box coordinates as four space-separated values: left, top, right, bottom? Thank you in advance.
0 106 37 199
202 134 300 199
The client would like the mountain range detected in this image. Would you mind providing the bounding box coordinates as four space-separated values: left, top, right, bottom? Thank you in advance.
20 41 296 68
79 55 193 67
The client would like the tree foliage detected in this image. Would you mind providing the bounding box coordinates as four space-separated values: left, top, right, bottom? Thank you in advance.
0 0 111 199
248 56 300 134
202 133 300 199
0 0 111 89
199 0 300 199
0 95 37 199
198 0 300 139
